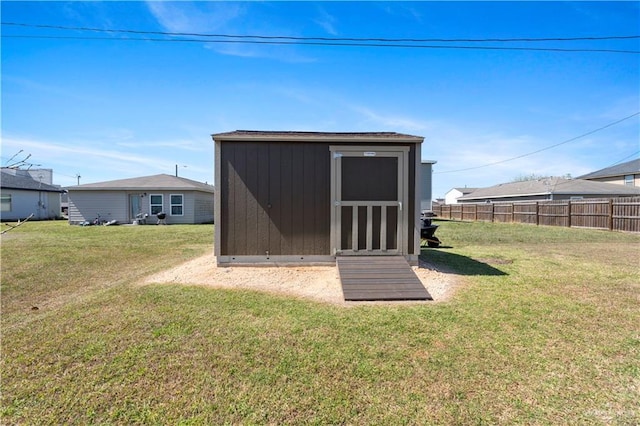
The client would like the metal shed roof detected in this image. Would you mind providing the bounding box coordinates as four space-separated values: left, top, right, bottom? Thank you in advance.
212 130 424 143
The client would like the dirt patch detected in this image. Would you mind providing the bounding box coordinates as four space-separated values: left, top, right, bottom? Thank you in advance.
475 257 514 265
141 253 462 306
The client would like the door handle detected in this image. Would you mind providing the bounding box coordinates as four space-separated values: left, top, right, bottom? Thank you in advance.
398 201 402 211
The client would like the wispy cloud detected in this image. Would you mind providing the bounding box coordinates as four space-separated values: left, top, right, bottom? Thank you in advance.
350 105 434 132
146 2 245 33
313 5 338 35
4 136 167 168
2 135 213 185
2 75 102 103
115 139 204 152
145 2 314 62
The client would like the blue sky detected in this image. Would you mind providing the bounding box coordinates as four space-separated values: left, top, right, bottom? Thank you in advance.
2 1 639 199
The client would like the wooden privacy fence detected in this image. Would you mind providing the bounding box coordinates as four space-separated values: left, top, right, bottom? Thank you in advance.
433 197 640 233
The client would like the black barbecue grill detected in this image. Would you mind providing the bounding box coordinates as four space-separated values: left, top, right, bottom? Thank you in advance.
420 212 440 248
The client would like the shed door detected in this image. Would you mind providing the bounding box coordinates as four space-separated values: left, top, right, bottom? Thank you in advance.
330 147 409 256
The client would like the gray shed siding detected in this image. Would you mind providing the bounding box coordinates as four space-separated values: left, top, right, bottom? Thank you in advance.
0 189 61 221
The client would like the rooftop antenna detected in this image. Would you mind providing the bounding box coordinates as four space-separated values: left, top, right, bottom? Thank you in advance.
5 150 23 166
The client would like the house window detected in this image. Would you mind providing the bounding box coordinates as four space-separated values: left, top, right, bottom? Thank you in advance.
170 194 184 216
624 175 634 186
150 194 163 215
1 194 11 212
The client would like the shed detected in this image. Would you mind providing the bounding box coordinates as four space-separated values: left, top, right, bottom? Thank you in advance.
213 130 424 266
66 174 214 225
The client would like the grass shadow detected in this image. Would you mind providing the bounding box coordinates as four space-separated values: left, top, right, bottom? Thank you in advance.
420 248 508 276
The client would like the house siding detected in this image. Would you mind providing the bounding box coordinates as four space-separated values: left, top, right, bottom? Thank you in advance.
0 189 61 221
164 191 212 224
68 191 128 224
588 175 639 187
67 189 214 225
193 191 215 223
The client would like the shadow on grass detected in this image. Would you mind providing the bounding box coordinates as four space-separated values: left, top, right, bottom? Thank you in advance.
420 248 508 276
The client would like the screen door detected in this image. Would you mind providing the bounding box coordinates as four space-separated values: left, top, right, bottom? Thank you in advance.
330 147 408 255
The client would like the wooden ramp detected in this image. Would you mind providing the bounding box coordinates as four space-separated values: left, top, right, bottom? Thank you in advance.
337 256 433 301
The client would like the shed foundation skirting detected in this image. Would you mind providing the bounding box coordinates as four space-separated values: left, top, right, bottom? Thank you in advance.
216 255 337 266
216 254 418 266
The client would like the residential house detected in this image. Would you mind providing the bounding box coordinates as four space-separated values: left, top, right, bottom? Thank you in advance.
66 174 214 225
0 168 64 221
457 177 640 203
445 187 478 204
577 158 639 187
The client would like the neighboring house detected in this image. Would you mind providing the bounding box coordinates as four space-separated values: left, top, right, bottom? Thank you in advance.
445 187 478 204
0 168 64 221
457 177 640 203
213 130 425 265
577 158 640 187
66 174 214 225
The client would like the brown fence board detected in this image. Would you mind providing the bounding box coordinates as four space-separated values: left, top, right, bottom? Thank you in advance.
432 197 639 232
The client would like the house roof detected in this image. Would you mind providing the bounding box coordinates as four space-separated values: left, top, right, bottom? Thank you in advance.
458 178 640 201
65 174 215 193
0 169 64 193
452 187 478 194
212 130 424 143
576 158 640 180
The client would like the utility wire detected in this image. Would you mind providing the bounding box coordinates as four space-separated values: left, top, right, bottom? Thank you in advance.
606 150 640 167
3 22 639 43
435 112 640 174
3 35 639 54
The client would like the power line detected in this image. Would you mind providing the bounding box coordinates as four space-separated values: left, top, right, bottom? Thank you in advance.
435 112 640 174
3 22 639 43
3 34 639 54
2 22 639 53
606 150 640 167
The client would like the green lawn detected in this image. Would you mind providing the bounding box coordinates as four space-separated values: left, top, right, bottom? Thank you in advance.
2 220 639 424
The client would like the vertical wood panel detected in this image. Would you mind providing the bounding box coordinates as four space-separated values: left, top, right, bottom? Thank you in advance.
234 143 247 255
279 143 293 254
268 143 282 256
219 144 230 255
245 143 259 255
314 144 330 254
291 144 305 254
408 145 416 254
226 144 237 255
256 143 270 255
303 144 316 254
